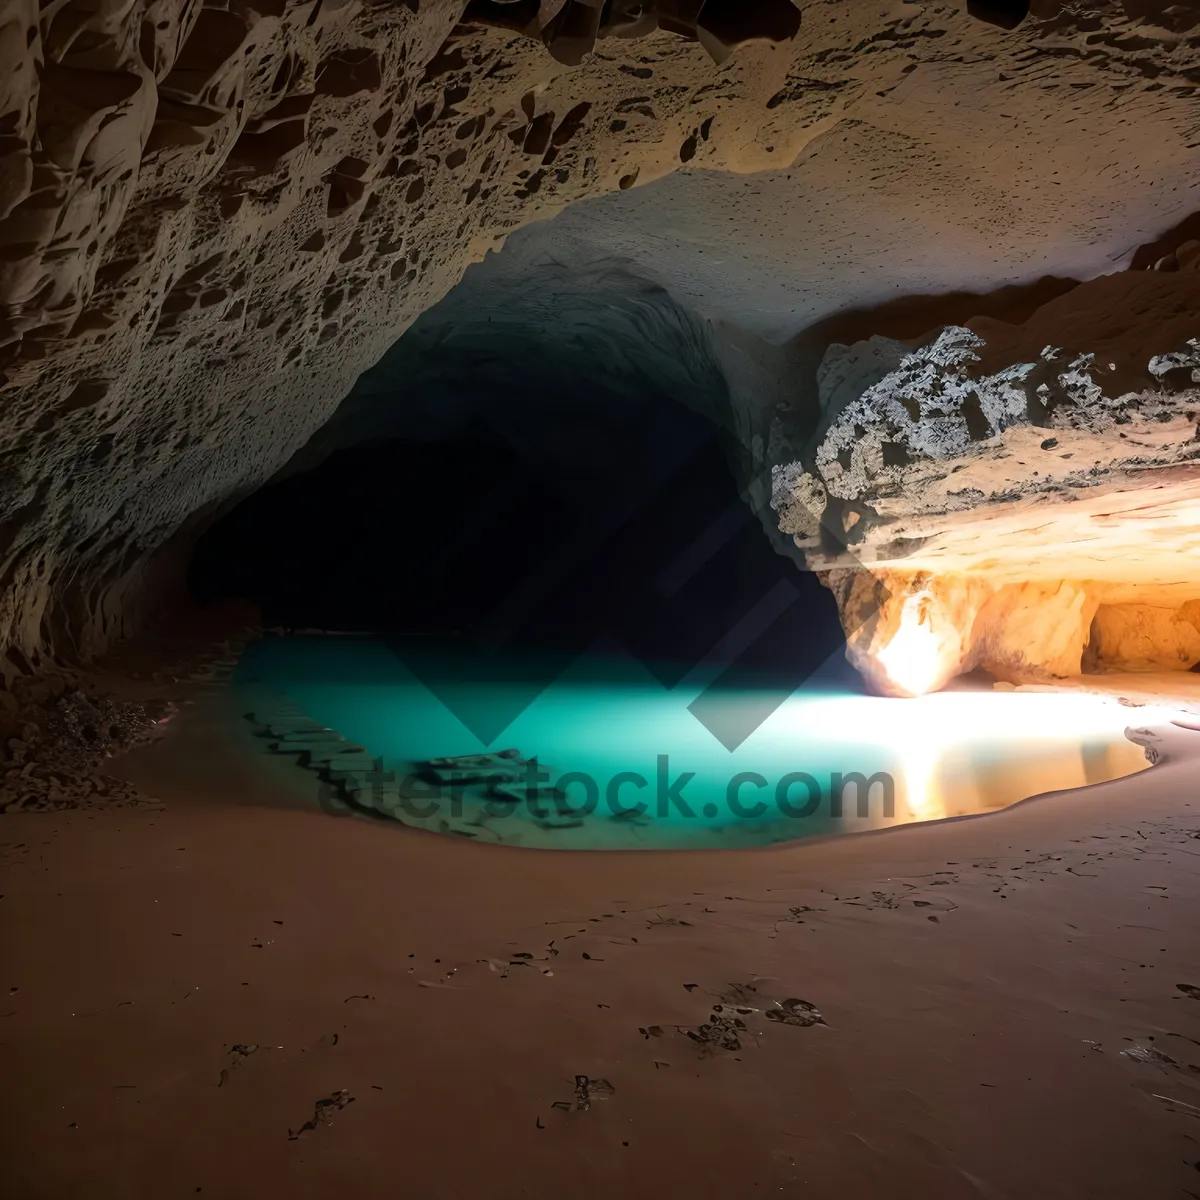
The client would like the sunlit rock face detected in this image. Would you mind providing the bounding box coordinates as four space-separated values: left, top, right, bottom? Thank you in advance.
774 259 1200 695
824 570 1128 698
2 0 1200 689
1086 602 1200 674
834 572 1200 698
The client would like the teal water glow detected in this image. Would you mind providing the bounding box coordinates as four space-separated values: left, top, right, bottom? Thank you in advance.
236 636 1152 850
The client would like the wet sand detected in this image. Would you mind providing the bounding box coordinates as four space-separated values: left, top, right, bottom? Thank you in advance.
3 686 1200 1199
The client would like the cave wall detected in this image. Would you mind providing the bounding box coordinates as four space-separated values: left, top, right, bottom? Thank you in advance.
825 570 1200 697
773 264 1200 694
4 0 826 672
822 568 1200 697
2 0 1200 689
1087 601 1200 673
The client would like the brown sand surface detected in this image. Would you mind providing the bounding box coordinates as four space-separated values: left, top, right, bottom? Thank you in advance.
3 693 1200 1199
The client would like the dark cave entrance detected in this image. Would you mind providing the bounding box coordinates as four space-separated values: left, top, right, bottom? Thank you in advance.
966 0 1029 29
190 243 852 694
189 385 848 693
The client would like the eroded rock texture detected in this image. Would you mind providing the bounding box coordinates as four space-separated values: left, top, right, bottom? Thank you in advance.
773 262 1200 694
1 0 1199 699
1 0 824 673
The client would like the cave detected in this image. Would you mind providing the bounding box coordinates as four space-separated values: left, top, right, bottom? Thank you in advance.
3 2 1200 1197
187 263 847 686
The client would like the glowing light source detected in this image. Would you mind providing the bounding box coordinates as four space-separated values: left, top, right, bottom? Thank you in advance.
875 590 945 697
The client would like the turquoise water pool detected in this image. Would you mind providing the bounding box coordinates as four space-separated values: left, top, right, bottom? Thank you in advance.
236 636 1151 850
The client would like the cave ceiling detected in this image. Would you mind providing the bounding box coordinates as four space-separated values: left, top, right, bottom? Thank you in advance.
0 0 1198 693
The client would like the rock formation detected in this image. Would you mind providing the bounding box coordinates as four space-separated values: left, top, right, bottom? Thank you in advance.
772 266 1200 694
1 0 1199 700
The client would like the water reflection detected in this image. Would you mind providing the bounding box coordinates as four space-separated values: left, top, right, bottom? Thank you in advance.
904 735 1143 826
237 638 1162 850
827 692 1158 829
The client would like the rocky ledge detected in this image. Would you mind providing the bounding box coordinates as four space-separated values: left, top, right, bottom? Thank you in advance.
772 254 1200 696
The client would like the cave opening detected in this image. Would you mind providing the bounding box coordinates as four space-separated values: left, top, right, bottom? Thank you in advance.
966 0 1030 30
185 194 902 702
184 338 844 696
179 230 1164 852
8 5 1200 1192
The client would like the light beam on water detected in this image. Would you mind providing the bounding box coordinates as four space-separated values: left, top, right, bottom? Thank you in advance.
237 638 1160 849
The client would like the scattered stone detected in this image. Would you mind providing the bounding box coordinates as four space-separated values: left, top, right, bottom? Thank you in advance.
1122 1043 1177 1067
0 641 249 815
685 1007 746 1052
764 998 826 1028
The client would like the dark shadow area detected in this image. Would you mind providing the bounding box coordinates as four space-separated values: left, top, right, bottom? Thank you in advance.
966 0 1030 29
795 273 1080 357
1130 205 1200 270
190 388 848 696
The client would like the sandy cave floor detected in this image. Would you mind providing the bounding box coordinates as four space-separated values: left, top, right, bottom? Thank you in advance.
2 675 1200 1199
